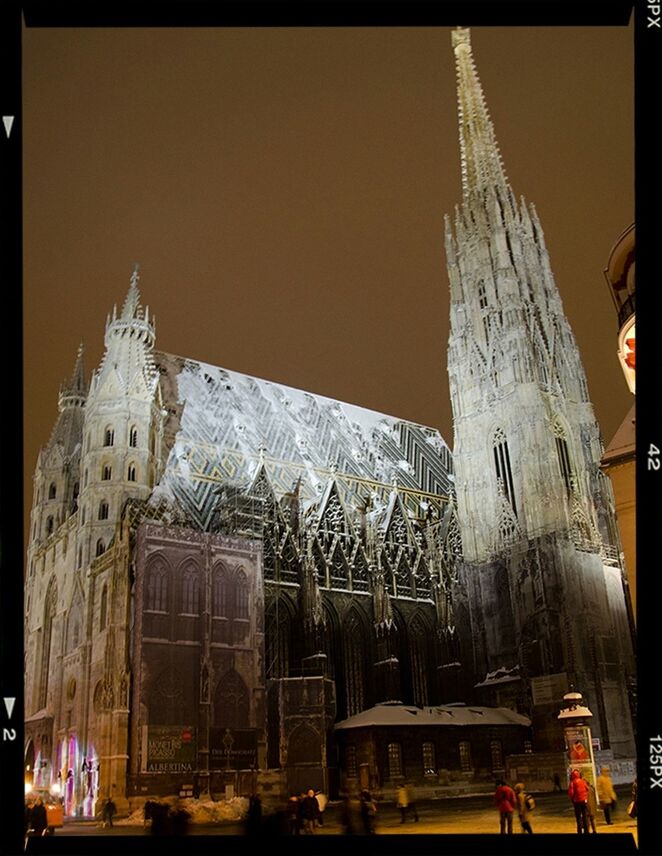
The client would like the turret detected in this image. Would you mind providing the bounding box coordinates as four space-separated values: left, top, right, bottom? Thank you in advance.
76 266 164 571
28 344 87 547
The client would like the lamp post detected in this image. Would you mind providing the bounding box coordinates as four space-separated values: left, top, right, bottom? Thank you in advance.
557 689 598 792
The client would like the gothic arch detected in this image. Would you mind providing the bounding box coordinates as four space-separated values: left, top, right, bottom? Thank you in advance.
491 427 517 516
390 604 413 704
213 669 250 729
211 561 230 618
287 723 320 766
235 568 249 619
265 596 294 678
148 668 186 725
99 583 108 631
552 414 576 495
342 608 369 716
145 555 171 612
320 598 341 680
65 593 84 653
37 577 58 710
178 559 201 615
409 612 433 707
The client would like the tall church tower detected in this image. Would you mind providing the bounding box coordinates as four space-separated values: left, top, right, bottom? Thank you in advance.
76 266 164 569
445 28 634 755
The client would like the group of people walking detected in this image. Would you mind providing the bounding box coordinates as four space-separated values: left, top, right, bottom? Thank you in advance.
286 789 328 834
494 780 535 834
568 766 621 834
495 765 629 835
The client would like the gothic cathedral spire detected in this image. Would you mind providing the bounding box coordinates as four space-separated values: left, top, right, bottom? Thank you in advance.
444 28 634 756
451 28 509 201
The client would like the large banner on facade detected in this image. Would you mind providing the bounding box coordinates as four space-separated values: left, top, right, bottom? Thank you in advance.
141 726 197 774
209 728 258 770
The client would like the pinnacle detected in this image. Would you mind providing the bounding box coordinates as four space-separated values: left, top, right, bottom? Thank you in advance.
121 263 142 320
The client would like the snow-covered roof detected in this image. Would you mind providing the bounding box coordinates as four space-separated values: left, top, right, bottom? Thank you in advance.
152 351 454 531
334 702 530 730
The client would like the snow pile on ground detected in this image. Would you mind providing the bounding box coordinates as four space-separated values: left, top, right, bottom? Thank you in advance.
116 796 249 826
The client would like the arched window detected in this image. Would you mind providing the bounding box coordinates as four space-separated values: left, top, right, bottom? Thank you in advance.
99 584 108 631
48 483 57 500
77 547 83 569
213 670 249 729
127 464 136 482
235 570 249 619
129 426 138 448
212 566 228 618
46 516 54 536
343 610 366 717
181 565 200 615
104 427 114 447
409 615 430 707
492 428 517 515
96 539 105 557
84 469 88 487
102 465 112 481
66 598 82 652
98 501 109 521
146 560 169 612
81 506 86 524
265 598 292 678
553 417 575 495
37 579 57 710
387 742 403 779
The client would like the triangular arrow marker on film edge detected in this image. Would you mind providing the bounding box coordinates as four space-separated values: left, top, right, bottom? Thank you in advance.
3 116 15 138
3 697 16 718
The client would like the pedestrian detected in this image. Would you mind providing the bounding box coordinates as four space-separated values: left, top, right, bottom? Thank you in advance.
628 780 638 820
102 795 116 828
494 779 516 834
339 792 358 835
406 783 419 822
286 795 300 834
513 783 533 834
568 769 590 834
314 790 327 827
169 799 191 835
396 784 410 823
300 788 320 834
31 797 48 837
585 779 598 833
596 766 617 825
246 793 262 836
359 788 377 834
25 798 35 835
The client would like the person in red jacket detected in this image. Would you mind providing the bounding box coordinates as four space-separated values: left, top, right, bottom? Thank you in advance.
494 780 516 834
568 769 590 833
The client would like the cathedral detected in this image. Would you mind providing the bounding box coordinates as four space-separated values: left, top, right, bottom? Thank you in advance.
24 28 635 815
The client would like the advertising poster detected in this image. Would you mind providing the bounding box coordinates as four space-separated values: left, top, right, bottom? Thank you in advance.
141 726 197 775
